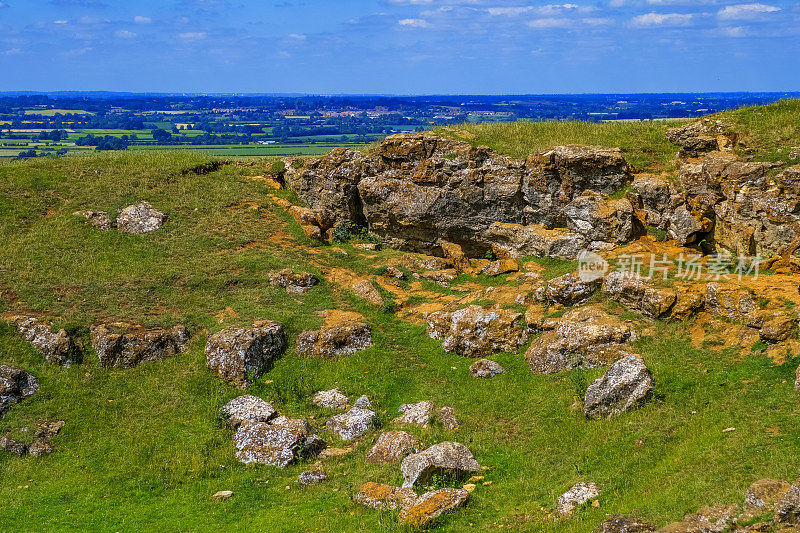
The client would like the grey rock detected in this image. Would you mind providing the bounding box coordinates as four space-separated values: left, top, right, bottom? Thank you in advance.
469 359 505 378
593 514 655 532
221 395 276 428
564 191 634 244
312 388 349 410
116 201 166 234
268 269 319 294
488 222 587 260
774 477 800 524
205 321 286 388
557 482 600 516
0 435 28 456
352 482 417 510
584 355 652 419
233 422 301 467
0 365 39 419
400 441 481 488
394 400 435 427
297 470 327 485
74 210 113 230
10 315 83 366
325 407 375 441
353 395 371 409
92 322 189 369
295 321 372 358
366 431 418 464
437 406 459 430
540 272 603 305
426 305 527 358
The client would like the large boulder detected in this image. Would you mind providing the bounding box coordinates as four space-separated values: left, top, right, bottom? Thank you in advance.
10 315 83 366
394 400 435 427
526 307 637 374
539 272 603 306
564 192 634 244
116 201 166 234
91 322 189 369
205 321 286 388
583 355 653 419
295 320 372 358
366 431 419 464
0 365 39 419
401 441 481 488
233 417 324 467
398 488 470 529
426 305 527 357
291 134 631 257
487 222 587 260
325 407 375 441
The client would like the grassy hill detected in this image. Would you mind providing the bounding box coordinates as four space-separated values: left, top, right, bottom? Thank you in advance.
1 106 800 532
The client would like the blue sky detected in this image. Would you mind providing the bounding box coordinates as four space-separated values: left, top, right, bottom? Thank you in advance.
1 0 797 93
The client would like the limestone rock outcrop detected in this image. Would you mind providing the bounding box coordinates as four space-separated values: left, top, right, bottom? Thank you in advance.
10 315 83 366
91 322 189 369
401 441 481 488
116 201 166 234
427 305 527 357
583 355 653 419
205 321 286 388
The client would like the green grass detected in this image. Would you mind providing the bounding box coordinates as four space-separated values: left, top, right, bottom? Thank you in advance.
434 120 687 172
1 147 800 532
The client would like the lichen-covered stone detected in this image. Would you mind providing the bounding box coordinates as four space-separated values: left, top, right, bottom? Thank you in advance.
557 482 600 515
774 477 800 525
366 431 418 464
352 280 383 306
540 272 603 305
325 407 375 440
401 441 481 488
312 388 349 410
601 271 677 318
394 401 435 427
480 258 520 277
295 321 372 358
352 482 417 510
584 355 652 419
92 322 189 369
205 321 286 388
268 269 319 294
116 201 166 234
233 422 300 467
0 365 39 419
488 222 587 260
469 359 505 378
744 478 791 511
426 305 527 358
353 395 371 409
398 488 469 529
526 307 637 374
441 242 472 273
297 470 327 485
10 315 83 366
221 395 276 428
593 514 655 532
437 407 459 430
74 210 113 230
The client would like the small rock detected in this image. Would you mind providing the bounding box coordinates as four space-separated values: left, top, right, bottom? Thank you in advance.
744 478 792 510
441 242 472 273
233 420 323 467
116 201 166 234
268 269 319 294
401 441 481 488
211 490 233 501
541 272 602 306
662 504 739 532
469 359 505 378
205 321 287 388
34 420 65 440
91 322 189 369
295 321 372 358
312 388 349 410
394 401 435 427
10 315 83 366
480 258 521 277
0 435 28 456
28 438 55 457
557 482 600 516
398 488 469 528
437 406 459 430
420 269 458 286
385 266 406 280
366 431 418 464
774 476 800 524
325 407 375 440
593 514 655 532
354 242 381 251
74 210 113 230
297 470 327 485
462 483 476 493
584 355 652 419
0 365 39 419
352 482 417 510
221 395 276 428
353 395 371 409
352 280 384 307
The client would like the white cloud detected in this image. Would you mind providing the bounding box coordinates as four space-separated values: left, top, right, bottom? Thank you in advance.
719 25 748 36
288 33 307 40
114 30 136 38
398 18 431 27
488 6 535 16
631 12 693 26
63 46 93 56
582 17 613 25
54 20 68 24
526 17 573 27
134 16 151 24
179 31 207 40
718 3 779 19
2 47 21 55
388 0 434 4
489 4 582 16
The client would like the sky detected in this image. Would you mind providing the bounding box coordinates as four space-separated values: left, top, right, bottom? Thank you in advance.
0 0 798 94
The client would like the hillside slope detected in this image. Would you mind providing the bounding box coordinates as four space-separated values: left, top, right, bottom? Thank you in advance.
1 103 800 532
